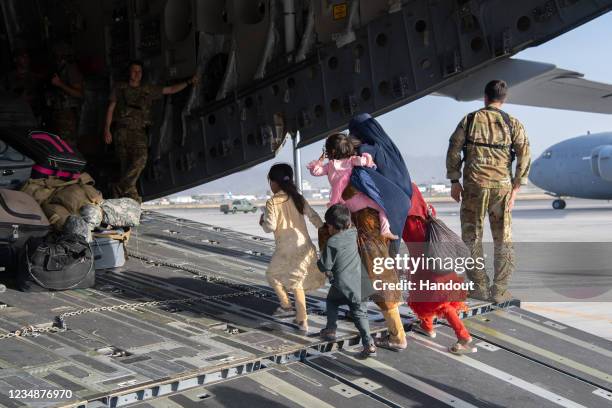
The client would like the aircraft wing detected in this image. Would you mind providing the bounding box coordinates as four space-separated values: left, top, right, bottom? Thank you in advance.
436 58 612 114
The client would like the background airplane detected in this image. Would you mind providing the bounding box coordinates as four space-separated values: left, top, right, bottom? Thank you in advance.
528 132 612 209
435 57 612 210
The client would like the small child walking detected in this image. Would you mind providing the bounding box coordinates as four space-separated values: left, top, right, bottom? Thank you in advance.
307 133 398 240
260 164 326 333
318 204 377 358
403 183 476 354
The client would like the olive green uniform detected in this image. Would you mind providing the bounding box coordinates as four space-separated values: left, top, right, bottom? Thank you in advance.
47 63 83 147
110 82 163 202
3 69 44 121
446 106 531 301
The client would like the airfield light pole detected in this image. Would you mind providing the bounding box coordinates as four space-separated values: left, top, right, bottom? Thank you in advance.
292 132 303 192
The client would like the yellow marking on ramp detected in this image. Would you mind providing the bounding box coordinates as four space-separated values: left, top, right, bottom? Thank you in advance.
494 310 612 359
251 371 337 408
522 305 612 324
465 320 612 385
344 354 479 408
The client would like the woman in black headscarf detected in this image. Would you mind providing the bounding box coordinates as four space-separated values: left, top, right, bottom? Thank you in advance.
318 113 413 351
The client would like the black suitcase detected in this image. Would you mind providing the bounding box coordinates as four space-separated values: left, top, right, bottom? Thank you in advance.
0 139 34 190
0 189 51 276
0 129 86 179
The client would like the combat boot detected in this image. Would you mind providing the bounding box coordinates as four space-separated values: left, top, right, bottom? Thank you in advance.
468 282 490 301
466 261 490 301
490 285 513 304
111 183 123 199
490 243 514 303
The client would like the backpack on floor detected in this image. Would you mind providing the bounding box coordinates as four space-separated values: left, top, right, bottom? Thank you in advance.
18 232 95 292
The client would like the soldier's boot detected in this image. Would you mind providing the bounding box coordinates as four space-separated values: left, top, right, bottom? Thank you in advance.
467 268 490 301
131 193 143 204
490 285 513 304
469 280 490 301
111 183 123 199
465 245 490 300
490 242 515 304
125 186 143 204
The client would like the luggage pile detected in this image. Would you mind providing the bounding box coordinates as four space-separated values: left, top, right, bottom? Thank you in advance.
0 139 35 189
0 130 142 291
22 172 104 232
0 189 51 276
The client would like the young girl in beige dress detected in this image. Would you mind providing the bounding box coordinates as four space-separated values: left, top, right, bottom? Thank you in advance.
259 163 325 332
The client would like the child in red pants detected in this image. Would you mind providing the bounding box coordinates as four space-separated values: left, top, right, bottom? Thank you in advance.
403 184 475 354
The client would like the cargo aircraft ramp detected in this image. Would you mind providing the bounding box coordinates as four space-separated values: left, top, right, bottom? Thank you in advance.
0 212 610 407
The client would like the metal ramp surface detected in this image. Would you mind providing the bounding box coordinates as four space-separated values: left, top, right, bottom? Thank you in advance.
125 309 612 408
0 212 609 407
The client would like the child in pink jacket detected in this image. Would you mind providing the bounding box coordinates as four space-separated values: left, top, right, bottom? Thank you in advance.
307 133 398 240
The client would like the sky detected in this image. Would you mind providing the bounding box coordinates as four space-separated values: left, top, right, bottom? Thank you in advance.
179 12 612 195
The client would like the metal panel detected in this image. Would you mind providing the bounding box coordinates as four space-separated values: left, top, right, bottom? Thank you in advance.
133 0 612 200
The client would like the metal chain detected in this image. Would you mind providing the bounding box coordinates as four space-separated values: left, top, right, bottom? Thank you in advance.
0 253 269 340
0 325 63 339
128 253 258 289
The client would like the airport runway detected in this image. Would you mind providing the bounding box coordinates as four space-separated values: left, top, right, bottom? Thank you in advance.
160 198 612 340
159 198 612 243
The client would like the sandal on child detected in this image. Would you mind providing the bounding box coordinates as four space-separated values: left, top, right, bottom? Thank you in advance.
413 324 437 338
272 306 294 317
293 319 309 333
357 344 377 359
319 328 337 341
374 334 407 352
449 340 477 355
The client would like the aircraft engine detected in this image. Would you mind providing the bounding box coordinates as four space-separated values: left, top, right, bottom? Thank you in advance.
591 145 612 181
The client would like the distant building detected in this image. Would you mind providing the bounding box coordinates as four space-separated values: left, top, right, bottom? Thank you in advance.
194 193 225 201
430 184 450 194
302 180 313 192
224 193 257 201
143 197 170 206
170 196 197 204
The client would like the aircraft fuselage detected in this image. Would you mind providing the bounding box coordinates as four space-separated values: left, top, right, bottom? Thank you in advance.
529 133 612 200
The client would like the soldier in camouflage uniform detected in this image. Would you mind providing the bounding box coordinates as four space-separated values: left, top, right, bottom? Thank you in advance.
3 47 44 122
47 42 83 147
104 61 199 203
446 80 531 303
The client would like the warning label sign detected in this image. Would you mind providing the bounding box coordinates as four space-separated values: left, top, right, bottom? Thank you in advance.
333 3 348 20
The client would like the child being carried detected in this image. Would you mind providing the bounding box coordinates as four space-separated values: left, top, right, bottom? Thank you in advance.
307 133 398 240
